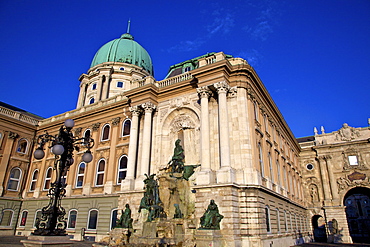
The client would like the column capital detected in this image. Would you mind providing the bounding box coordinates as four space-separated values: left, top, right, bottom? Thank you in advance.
111 117 121 126
129 105 143 116
92 122 101 131
197 86 213 98
214 81 230 94
8 131 18 139
141 102 156 113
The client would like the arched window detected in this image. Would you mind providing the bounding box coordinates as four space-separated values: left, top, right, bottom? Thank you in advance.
84 129 91 139
276 208 281 233
253 101 259 121
0 209 14 226
76 163 85 188
89 97 95 104
258 142 264 177
19 210 28 227
110 208 118 230
117 155 128 184
92 83 97 90
29 169 39 191
268 152 273 183
122 119 131 136
101 124 110 141
87 209 98 230
67 210 78 229
284 210 288 232
276 159 281 186
95 159 105 186
7 167 22 191
43 167 53 190
17 139 28 154
33 210 42 228
265 206 271 233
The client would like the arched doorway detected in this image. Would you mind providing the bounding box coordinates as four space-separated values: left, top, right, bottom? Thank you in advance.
344 187 370 243
312 215 327 242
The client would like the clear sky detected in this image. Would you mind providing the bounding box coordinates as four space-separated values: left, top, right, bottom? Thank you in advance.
1 0 369 138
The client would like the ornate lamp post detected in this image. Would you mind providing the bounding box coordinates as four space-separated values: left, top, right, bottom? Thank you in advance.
32 119 94 236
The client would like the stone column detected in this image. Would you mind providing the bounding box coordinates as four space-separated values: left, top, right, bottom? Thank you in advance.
325 156 339 201
196 86 215 185
135 102 155 188
0 132 18 196
104 117 121 194
122 106 142 191
76 82 87 108
214 81 235 183
317 156 331 202
83 122 100 196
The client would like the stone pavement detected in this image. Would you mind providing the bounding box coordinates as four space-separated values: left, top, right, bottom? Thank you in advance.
292 243 370 247
0 236 99 247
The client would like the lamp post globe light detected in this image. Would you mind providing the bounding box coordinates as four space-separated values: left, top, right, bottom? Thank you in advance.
33 119 94 236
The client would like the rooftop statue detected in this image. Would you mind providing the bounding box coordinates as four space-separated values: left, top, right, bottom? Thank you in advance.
199 200 224 230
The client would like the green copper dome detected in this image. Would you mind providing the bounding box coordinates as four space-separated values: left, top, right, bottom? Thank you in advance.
90 33 153 75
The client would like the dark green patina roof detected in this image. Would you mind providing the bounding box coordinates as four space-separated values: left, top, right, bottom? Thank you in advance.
90 33 153 75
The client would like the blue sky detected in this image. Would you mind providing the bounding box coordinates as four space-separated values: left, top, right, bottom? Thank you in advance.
1 0 369 138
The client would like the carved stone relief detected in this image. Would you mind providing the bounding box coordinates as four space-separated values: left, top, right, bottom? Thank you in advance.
336 123 360 141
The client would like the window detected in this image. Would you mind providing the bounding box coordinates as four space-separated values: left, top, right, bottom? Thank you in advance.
253 101 259 121
19 210 28 227
17 139 28 153
33 210 42 228
76 163 85 188
117 155 128 184
306 163 314 170
284 210 288 232
0 209 14 226
101 124 110 141
258 143 264 177
43 167 53 190
92 84 97 90
268 152 273 183
184 66 191 72
29 169 39 191
7 168 22 191
88 209 98 230
276 159 281 186
265 206 271 233
119 67 124 71
117 81 123 88
122 119 131 136
348 155 358 166
83 129 91 144
276 208 281 232
89 97 95 104
67 210 77 229
110 209 118 230
95 159 105 186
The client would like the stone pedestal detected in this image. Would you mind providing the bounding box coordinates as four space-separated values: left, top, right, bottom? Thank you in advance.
195 230 223 247
21 236 73 247
109 228 131 246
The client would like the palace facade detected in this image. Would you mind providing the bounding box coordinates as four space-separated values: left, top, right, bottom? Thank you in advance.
0 30 368 246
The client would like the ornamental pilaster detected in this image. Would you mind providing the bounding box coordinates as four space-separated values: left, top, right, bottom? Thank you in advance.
92 123 101 132
111 117 121 126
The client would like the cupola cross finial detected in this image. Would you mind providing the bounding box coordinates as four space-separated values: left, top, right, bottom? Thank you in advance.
127 19 131 34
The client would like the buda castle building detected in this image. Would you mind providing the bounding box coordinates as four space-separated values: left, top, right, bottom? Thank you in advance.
0 30 369 246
